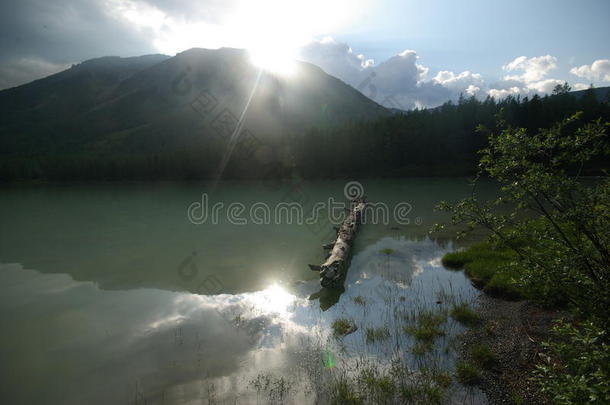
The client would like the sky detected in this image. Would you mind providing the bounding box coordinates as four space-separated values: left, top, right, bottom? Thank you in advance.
1 0 609 108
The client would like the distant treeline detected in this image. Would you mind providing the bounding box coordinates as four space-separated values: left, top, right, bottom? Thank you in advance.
1 87 609 181
291 87 610 178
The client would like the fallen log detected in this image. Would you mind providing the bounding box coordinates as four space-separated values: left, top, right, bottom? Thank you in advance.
309 197 365 288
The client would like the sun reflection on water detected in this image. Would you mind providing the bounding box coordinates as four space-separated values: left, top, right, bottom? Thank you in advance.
248 282 296 317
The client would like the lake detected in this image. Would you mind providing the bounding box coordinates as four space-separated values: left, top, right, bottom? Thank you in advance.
0 179 495 404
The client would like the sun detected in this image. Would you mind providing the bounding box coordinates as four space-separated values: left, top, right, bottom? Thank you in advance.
225 0 365 75
228 1 304 76
248 47 297 75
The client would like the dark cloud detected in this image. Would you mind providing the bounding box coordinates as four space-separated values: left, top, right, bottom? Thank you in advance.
0 0 247 89
0 0 161 88
0 0 159 63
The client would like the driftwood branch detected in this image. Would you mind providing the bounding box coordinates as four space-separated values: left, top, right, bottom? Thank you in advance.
309 197 366 288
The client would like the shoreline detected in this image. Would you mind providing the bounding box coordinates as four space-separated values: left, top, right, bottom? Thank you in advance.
459 294 567 405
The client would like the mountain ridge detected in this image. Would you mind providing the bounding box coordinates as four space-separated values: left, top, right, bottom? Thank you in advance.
0 48 387 152
0 47 388 180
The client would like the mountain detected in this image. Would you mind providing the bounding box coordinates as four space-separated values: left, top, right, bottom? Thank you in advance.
0 48 387 180
570 86 610 101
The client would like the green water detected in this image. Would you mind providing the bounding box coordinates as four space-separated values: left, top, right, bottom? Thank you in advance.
0 179 493 404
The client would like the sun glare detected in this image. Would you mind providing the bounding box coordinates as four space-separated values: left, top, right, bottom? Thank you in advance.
248 48 297 75
112 0 368 73
250 283 296 316
231 0 366 74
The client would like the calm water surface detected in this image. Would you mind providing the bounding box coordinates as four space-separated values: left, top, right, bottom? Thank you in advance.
0 179 495 404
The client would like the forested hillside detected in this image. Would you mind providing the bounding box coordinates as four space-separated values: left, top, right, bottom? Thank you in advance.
1 83 608 181
0 48 387 181
293 86 610 178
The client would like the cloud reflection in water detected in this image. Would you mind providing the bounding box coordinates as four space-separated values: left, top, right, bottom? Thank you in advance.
0 237 485 404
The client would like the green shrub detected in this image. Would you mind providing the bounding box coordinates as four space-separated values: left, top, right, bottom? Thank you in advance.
533 320 610 405
438 114 610 404
439 115 610 320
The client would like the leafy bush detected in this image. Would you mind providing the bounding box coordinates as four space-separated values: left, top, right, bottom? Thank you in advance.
438 114 610 322
438 115 610 400
534 320 610 405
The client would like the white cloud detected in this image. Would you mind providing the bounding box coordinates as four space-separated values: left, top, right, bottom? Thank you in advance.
570 59 610 82
502 55 557 82
526 78 565 94
488 87 522 99
298 38 484 109
488 55 570 99
465 85 481 96
372 50 429 93
573 83 591 91
300 41 595 108
433 71 484 95
299 37 373 87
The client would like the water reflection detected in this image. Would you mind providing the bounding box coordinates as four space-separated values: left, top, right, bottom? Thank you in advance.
0 179 497 295
309 287 343 311
0 236 487 404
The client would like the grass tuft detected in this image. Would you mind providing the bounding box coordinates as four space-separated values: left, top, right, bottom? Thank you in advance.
432 371 452 389
470 343 497 369
365 326 391 343
331 380 363 405
380 248 394 255
442 241 523 299
450 302 482 327
404 310 447 343
332 318 357 338
455 361 482 385
411 341 434 356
